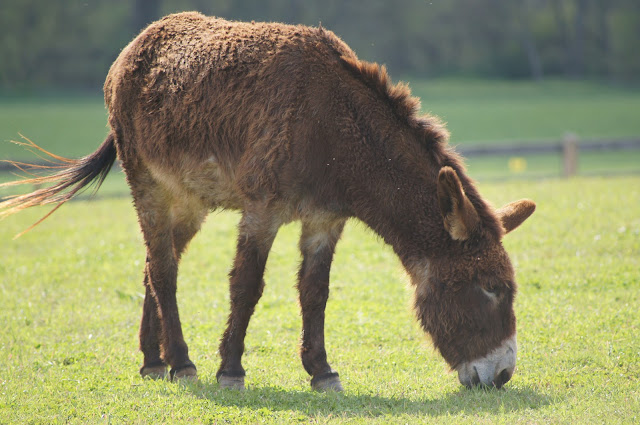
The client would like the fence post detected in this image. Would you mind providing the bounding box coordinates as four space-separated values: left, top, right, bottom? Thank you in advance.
563 133 578 177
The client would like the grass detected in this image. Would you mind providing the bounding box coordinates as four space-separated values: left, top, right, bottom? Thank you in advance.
409 78 640 179
1 80 640 422
1 176 639 423
411 78 640 144
0 96 110 160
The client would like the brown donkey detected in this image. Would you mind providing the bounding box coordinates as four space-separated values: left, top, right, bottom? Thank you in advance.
1 12 535 391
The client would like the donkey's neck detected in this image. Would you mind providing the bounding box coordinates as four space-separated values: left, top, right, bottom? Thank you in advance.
321 76 502 269
337 120 501 274
340 136 456 267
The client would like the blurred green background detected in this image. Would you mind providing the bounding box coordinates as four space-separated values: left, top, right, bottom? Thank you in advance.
3 0 640 89
1 0 639 180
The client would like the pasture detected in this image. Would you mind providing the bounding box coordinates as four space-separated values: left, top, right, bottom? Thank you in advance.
1 80 639 423
1 177 639 424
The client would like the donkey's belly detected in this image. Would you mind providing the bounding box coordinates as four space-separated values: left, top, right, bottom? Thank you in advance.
146 155 244 211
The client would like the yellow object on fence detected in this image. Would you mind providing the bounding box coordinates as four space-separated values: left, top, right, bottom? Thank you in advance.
508 157 527 174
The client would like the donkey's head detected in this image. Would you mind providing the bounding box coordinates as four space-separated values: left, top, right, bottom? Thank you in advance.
414 166 535 389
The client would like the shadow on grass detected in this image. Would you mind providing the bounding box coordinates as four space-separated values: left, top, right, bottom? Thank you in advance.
183 380 552 418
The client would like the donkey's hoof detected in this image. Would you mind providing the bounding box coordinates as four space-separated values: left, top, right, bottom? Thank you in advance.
140 363 168 380
311 372 343 392
218 375 245 390
170 363 198 381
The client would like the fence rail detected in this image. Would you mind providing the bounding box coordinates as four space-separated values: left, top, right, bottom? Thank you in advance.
457 137 640 156
458 135 640 177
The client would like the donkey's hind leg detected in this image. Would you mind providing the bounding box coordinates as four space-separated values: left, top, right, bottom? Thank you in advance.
139 273 167 379
130 168 205 381
217 209 280 390
138 201 206 380
297 217 346 391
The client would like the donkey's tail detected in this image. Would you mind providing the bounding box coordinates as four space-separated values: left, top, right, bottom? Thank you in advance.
0 133 117 237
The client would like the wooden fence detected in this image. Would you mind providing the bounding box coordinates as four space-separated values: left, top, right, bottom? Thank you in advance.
457 135 640 177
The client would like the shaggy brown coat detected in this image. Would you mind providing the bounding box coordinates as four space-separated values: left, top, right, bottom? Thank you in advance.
1 12 535 390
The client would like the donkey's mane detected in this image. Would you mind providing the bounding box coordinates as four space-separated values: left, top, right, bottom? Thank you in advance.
339 55 504 240
339 56 450 148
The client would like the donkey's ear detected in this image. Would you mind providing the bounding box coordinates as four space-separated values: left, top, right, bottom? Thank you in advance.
437 166 480 240
496 199 536 234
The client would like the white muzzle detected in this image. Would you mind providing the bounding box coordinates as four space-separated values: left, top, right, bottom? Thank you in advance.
457 334 517 389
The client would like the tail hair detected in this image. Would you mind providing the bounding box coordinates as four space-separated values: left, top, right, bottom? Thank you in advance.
0 133 117 237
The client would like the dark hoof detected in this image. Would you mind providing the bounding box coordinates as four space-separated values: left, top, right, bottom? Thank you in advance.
170 363 198 381
311 371 343 392
140 363 168 380
217 374 245 390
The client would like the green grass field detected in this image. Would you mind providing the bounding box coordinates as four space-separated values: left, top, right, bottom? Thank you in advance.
1 80 640 423
1 177 639 424
413 79 640 144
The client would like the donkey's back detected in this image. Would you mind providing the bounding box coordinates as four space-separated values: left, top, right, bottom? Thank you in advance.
105 12 353 212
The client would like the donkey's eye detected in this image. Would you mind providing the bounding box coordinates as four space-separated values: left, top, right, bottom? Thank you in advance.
480 287 499 300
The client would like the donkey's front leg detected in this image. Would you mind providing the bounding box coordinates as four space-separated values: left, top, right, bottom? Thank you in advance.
217 210 279 390
297 218 346 391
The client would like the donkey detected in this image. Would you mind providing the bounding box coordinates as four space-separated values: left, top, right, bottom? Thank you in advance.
1 12 535 391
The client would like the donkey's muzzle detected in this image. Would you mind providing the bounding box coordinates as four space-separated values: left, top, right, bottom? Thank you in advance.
457 334 517 389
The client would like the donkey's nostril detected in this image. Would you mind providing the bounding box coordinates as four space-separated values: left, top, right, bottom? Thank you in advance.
470 366 481 387
458 364 481 388
493 368 512 389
